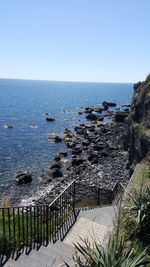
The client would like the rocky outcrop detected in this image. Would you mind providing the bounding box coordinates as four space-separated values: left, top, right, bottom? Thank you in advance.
126 76 150 164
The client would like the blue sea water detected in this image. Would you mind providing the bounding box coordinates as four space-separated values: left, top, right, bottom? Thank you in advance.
0 78 133 204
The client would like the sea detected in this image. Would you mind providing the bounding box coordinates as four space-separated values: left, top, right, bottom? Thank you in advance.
0 78 133 204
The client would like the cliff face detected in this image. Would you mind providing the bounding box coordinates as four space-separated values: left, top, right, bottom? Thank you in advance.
127 77 150 165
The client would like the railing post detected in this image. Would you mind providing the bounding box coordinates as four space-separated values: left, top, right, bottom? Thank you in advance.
73 181 76 214
46 205 49 245
97 187 100 206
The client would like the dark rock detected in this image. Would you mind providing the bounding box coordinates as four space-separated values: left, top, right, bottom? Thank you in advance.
71 157 84 166
82 140 90 146
75 126 85 135
88 151 99 161
50 163 61 169
94 108 102 113
115 111 129 122
86 113 97 120
54 155 61 161
84 107 94 113
54 136 62 143
97 116 104 121
122 104 131 107
4 125 14 128
101 149 108 157
102 101 117 107
49 168 63 178
72 146 82 155
46 117 55 121
14 171 32 184
78 112 83 115
59 150 68 157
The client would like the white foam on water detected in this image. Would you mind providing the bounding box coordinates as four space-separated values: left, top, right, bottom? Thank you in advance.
20 183 54 206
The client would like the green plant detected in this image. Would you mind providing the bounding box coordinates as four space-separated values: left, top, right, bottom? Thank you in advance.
125 187 150 245
65 237 149 267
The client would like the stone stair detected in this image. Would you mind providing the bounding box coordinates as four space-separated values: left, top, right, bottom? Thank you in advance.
1 206 117 267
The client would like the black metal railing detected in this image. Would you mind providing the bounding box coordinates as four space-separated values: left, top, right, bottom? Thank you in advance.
0 180 77 256
0 179 122 258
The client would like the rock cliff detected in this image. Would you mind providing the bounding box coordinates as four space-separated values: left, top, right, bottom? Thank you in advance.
126 74 150 165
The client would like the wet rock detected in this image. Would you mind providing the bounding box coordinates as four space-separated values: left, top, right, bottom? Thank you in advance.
75 126 85 135
14 171 32 184
86 113 97 120
54 155 61 161
46 117 55 121
78 112 83 115
122 104 131 107
4 125 14 128
97 116 104 121
50 163 61 169
102 101 117 107
84 107 94 113
94 108 103 113
54 136 62 143
59 150 68 157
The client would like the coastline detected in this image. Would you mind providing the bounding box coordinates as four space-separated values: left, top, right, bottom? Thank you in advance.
20 103 131 206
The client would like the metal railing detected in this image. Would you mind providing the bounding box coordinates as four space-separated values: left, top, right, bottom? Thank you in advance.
0 179 123 257
0 180 77 256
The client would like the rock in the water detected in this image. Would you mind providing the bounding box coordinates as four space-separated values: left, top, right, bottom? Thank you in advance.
86 113 97 120
102 101 116 107
54 155 61 161
54 136 62 143
4 125 14 128
59 150 68 157
46 117 55 121
50 163 61 169
14 171 32 184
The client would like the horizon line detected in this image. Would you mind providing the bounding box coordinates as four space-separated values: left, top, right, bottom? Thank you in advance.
0 77 134 84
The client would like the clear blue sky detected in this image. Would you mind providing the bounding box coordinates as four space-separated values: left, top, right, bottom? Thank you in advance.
0 0 150 83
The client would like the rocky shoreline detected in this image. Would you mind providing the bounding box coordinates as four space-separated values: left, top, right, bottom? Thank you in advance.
20 101 131 206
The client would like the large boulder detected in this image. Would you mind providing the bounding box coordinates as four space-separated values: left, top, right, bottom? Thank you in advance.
14 171 32 184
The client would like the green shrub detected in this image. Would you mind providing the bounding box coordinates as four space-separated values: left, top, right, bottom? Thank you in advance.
125 187 150 245
65 237 149 266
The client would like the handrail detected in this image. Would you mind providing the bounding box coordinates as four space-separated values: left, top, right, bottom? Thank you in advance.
0 179 77 256
0 180 76 209
49 180 75 208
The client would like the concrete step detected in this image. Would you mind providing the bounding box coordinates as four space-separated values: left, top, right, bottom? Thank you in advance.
2 241 75 267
